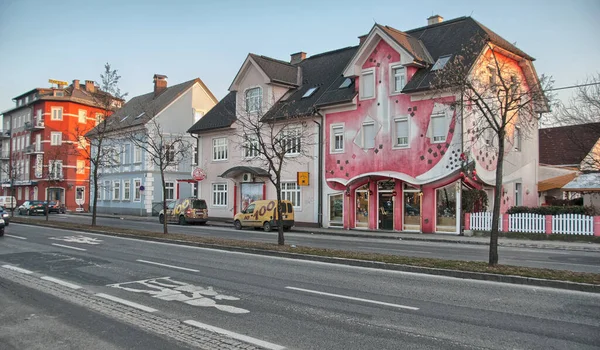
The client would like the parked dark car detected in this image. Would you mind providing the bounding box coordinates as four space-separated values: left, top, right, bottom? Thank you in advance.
0 206 9 226
18 200 47 215
0 216 4 236
48 201 66 214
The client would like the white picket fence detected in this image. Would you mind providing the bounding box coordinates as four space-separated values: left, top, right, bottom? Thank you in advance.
469 212 502 231
552 214 594 236
469 212 595 236
509 213 545 233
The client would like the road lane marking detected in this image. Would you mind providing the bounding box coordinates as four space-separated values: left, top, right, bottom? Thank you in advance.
51 243 87 251
285 286 420 311
41 276 82 289
2 264 33 274
50 235 103 245
183 320 285 350
136 259 200 272
358 246 432 254
96 293 158 313
5 234 27 240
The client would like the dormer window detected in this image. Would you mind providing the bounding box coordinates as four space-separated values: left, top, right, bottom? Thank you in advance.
431 55 452 71
245 87 262 113
360 68 375 100
391 64 406 93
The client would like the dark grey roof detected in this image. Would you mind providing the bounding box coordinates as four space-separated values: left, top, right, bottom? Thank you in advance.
187 91 237 133
378 25 433 64
402 16 534 93
219 166 271 178
249 54 299 86
87 78 200 137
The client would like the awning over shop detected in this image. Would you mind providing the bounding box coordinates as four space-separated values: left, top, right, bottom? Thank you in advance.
219 166 271 179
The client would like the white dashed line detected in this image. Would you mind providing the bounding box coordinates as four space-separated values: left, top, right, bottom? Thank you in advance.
96 293 158 313
40 276 82 289
51 243 87 251
184 320 286 350
136 259 199 272
285 286 420 311
2 264 33 274
5 234 27 240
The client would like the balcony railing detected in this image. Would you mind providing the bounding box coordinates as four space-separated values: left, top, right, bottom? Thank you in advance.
0 130 10 139
24 119 45 130
0 150 9 160
24 145 43 154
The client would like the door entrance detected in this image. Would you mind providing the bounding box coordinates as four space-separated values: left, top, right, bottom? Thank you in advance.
403 184 421 231
355 184 369 228
378 181 395 230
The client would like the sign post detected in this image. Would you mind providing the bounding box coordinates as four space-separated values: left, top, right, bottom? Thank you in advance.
139 185 145 217
297 172 309 186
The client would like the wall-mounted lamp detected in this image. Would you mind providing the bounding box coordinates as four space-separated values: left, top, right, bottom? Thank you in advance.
391 191 397 197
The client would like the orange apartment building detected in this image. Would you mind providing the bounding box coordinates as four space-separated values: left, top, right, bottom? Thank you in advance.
0 79 121 212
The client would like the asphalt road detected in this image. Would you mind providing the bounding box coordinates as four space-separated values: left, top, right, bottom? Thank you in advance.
1 224 599 349
16 213 600 273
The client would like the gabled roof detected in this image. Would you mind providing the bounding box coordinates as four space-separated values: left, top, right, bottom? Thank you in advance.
538 172 577 192
377 25 433 64
539 123 600 167
402 16 534 93
249 54 299 86
187 91 237 133
87 78 204 137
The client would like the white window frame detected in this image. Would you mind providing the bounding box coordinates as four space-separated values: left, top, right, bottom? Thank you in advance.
75 186 85 202
95 113 104 126
78 109 87 123
123 180 131 201
283 127 302 156
359 68 375 100
212 137 228 161
51 107 63 121
76 160 85 174
243 135 259 159
390 64 406 94
430 113 447 143
281 181 301 209
331 124 344 153
134 179 142 202
112 180 120 200
212 183 228 207
515 183 522 206
103 180 110 201
49 160 63 180
133 145 142 163
165 181 175 200
50 132 62 146
362 122 375 149
514 126 522 151
245 86 262 113
165 144 176 164
192 146 198 165
393 117 410 148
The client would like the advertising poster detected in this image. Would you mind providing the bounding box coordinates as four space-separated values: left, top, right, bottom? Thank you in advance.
241 183 263 210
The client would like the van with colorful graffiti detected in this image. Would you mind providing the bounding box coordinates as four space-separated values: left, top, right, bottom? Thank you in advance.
158 197 208 225
233 200 294 232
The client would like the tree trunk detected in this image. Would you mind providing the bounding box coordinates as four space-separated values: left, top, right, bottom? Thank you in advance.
275 183 284 245
489 129 505 266
92 166 99 226
161 168 168 234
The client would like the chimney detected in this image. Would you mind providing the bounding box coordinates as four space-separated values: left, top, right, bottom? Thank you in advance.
290 52 307 65
153 74 168 97
358 34 368 45
427 15 444 25
85 80 95 93
73 80 80 89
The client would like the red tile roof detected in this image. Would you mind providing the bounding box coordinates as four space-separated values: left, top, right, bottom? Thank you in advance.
539 123 600 166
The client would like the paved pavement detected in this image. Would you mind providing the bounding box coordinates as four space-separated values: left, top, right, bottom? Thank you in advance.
74 212 600 252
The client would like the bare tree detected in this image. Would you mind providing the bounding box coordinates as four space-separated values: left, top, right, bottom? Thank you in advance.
126 113 191 234
432 38 551 265
1 156 25 217
77 63 126 226
233 101 317 245
41 143 76 221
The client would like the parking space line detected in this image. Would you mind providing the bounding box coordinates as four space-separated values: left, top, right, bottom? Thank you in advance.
184 320 286 350
5 234 27 240
2 264 33 274
51 243 87 251
40 276 82 289
136 259 200 272
96 293 158 313
285 286 420 311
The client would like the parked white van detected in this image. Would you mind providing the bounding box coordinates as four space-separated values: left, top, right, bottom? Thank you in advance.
0 196 17 209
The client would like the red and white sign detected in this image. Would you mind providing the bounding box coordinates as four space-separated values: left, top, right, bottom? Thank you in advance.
192 168 207 181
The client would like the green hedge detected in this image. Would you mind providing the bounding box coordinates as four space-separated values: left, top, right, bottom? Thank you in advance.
506 206 596 215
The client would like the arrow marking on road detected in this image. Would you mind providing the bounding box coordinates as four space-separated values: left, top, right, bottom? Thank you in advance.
50 235 103 245
285 286 420 311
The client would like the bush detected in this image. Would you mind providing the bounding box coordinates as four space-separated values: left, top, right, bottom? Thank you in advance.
507 205 595 215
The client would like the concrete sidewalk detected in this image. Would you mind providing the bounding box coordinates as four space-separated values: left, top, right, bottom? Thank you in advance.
73 212 600 252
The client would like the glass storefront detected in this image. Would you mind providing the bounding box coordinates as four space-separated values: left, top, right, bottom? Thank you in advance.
355 184 369 228
436 183 457 233
403 184 421 231
378 181 395 230
329 193 343 227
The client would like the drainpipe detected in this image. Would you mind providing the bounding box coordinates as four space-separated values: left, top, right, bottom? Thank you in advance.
313 113 323 228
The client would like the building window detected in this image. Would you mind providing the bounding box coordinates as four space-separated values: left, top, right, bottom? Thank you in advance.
113 181 120 200
243 135 259 158
394 117 409 147
112 146 120 165
360 69 375 99
123 180 131 201
331 125 344 153
95 113 104 126
51 107 63 121
362 122 375 149
283 127 301 155
134 145 142 163
191 182 198 198
50 132 62 146
103 180 110 201
212 137 228 161
193 109 204 123
76 186 85 202
212 183 227 207
192 146 198 165
78 109 87 123
49 160 63 180
281 182 301 208
514 127 522 151
165 145 175 164
487 65 497 85
431 113 446 143
76 160 85 174
515 183 522 206
123 143 131 164
245 87 262 113
329 193 343 227
392 65 406 93
134 179 142 201
164 181 175 200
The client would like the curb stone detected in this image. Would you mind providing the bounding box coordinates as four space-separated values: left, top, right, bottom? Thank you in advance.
12 220 600 294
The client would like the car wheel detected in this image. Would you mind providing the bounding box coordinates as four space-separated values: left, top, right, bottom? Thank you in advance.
179 216 187 225
28 210 32 216
263 221 272 232
234 220 242 230
159 214 164 224
0 229 4 236
4 221 8 226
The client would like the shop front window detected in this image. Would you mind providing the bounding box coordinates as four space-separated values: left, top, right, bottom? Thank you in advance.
355 184 369 228
378 181 395 230
329 193 343 227
436 183 457 233
403 183 421 231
